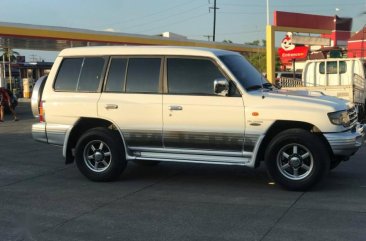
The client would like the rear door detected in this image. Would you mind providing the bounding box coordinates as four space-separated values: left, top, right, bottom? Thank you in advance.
98 57 163 149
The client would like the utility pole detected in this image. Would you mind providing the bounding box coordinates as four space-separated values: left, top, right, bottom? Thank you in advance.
209 0 219 42
203 35 213 41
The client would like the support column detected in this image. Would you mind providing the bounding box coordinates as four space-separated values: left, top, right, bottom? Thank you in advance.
266 25 275 83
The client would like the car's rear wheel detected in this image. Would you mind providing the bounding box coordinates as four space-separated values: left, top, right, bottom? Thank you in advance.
75 127 126 181
265 129 330 191
330 158 343 170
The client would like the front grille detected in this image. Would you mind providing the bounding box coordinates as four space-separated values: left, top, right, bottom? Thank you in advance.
348 106 358 127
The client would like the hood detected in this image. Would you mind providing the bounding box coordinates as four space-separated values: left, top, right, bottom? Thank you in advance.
245 88 351 113
279 89 349 102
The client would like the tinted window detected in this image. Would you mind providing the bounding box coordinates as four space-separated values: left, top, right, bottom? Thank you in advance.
167 58 224 95
319 61 347 74
125 58 161 93
54 58 83 91
77 57 105 92
105 58 128 92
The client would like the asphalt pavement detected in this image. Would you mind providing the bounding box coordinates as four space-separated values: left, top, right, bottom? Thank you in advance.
0 102 365 241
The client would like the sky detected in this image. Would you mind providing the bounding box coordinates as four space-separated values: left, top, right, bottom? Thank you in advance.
1 0 366 61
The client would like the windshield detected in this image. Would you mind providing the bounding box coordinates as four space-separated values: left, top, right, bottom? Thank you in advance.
219 54 269 91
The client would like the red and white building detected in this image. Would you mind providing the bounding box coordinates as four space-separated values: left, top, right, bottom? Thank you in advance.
347 27 366 58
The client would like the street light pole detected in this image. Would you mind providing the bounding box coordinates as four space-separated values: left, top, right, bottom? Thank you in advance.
7 50 12 91
266 0 269 25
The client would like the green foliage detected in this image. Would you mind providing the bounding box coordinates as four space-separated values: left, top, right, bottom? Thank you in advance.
246 52 266 73
220 39 281 73
0 48 20 62
244 40 266 72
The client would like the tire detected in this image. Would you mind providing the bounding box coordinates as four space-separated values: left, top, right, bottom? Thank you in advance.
133 160 161 166
75 127 126 181
265 129 330 191
330 158 343 170
330 160 341 170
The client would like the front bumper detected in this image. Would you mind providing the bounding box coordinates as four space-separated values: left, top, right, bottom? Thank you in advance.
324 124 365 157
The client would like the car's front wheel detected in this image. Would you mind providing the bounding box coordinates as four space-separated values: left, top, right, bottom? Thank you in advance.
75 127 126 181
265 129 330 191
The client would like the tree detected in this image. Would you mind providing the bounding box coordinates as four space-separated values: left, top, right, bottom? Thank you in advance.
1 48 20 62
1 48 20 90
244 40 281 73
244 40 266 73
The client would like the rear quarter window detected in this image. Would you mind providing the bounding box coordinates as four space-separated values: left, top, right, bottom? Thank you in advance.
54 57 106 92
54 58 83 91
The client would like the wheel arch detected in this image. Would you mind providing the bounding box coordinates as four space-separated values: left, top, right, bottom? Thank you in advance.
64 117 125 164
254 120 333 168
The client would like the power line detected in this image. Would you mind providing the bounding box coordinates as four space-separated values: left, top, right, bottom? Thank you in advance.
95 0 198 29
136 12 210 34
219 1 364 8
121 3 207 32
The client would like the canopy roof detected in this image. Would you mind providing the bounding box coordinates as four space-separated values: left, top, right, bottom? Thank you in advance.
0 22 263 54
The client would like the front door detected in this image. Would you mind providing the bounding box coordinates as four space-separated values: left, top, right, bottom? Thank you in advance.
163 57 245 154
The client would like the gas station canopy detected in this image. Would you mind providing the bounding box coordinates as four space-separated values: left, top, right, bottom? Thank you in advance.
0 21 262 53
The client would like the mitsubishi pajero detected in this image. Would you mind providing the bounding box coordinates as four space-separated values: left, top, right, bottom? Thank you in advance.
32 46 365 190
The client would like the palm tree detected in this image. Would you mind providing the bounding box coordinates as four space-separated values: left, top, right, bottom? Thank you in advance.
1 48 20 90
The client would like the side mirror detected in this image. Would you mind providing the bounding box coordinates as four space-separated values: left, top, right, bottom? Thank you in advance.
214 78 229 96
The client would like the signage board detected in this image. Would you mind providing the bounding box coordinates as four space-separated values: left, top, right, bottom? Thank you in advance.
278 32 309 64
292 35 331 46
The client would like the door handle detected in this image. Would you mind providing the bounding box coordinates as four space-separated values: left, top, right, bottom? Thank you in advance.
169 105 183 111
105 104 118 110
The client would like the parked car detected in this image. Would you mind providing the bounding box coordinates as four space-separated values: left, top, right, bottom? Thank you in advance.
31 46 365 191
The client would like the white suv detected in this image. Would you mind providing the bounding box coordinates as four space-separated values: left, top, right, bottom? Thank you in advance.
32 46 365 190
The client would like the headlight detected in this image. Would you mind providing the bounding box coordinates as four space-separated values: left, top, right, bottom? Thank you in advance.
328 110 350 127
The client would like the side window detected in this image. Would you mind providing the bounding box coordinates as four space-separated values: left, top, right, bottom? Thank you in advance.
105 58 128 92
54 58 83 91
167 58 224 95
125 58 161 93
54 57 105 92
77 57 105 92
319 61 347 75
339 61 347 74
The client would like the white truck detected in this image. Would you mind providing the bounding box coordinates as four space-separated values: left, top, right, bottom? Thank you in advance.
280 58 366 120
31 46 365 191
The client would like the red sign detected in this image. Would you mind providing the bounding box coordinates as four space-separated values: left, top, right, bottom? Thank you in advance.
278 33 309 64
278 46 309 63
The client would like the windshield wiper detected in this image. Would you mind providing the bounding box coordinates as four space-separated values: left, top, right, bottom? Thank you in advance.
247 83 273 91
262 83 274 90
246 85 263 91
